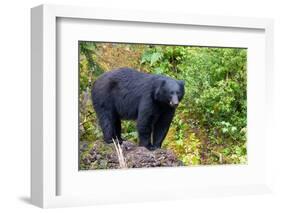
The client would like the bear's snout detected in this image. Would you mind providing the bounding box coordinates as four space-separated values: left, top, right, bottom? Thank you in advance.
169 96 179 107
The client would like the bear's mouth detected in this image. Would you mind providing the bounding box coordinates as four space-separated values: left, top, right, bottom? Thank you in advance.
169 101 179 108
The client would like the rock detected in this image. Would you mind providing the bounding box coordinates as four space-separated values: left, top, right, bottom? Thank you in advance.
96 154 102 160
80 141 89 151
80 140 183 170
99 159 108 169
83 157 91 165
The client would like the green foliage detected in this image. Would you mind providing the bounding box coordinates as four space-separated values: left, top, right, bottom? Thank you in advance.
79 42 104 142
79 42 247 166
121 120 138 143
140 45 247 164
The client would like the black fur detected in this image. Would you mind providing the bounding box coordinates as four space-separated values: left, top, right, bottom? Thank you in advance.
91 67 185 150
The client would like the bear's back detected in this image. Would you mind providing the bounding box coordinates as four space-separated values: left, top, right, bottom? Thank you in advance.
92 68 155 120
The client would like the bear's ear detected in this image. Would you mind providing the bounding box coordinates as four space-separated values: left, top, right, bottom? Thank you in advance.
154 79 166 100
178 80 185 87
155 79 166 88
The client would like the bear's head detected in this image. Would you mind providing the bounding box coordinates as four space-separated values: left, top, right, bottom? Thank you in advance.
154 78 185 108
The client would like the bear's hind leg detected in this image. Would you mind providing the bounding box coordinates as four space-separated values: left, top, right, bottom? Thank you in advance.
96 111 116 144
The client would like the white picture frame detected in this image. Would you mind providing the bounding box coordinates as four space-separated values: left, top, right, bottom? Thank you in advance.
31 4 274 208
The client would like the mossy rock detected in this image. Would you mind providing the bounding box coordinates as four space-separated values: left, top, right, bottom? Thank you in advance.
80 140 183 170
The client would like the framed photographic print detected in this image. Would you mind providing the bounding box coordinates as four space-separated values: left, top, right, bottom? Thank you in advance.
31 4 274 208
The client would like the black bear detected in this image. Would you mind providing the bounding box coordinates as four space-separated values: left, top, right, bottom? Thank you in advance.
91 67 185 150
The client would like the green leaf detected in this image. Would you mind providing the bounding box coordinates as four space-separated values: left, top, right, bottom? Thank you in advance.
150 52 163 66
222 127 228 133
154 67 164 74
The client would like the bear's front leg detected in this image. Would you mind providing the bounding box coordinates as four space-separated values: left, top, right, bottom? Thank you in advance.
153 110 175 148
137 121 153 149
136 112 153 149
